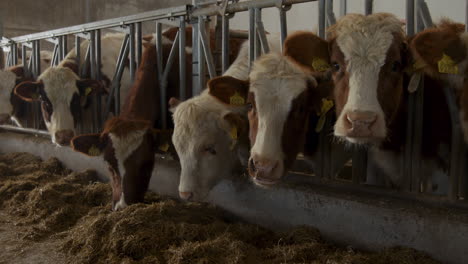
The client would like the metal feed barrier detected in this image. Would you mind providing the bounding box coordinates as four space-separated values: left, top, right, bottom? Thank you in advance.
1 0 467 208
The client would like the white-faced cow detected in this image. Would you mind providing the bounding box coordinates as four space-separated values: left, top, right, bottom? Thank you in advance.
409 20 468 144
0 51 52 127
281 13 451 191
70 29 248 210
170 34 282 201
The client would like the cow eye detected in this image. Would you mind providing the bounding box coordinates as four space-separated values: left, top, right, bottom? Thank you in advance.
332 62 340 72
392 61 401 72
247 103 253 111
203 146 217 155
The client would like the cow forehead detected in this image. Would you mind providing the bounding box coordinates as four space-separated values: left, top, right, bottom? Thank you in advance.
39 67 79 105
331 13 404 70
108 129 147 172
249 53 310 114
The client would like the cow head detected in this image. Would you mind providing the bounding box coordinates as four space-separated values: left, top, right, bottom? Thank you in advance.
285 14 407 145
0 66 30 125
14 67 105 145
171 77 249 201
242 51 329 186
410 20 468 143
71 117 170 210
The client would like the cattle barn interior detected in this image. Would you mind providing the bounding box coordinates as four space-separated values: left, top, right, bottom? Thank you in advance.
0 0 468 263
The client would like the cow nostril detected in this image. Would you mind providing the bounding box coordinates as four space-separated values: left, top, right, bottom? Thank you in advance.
179 192 193 201
346 111 377 125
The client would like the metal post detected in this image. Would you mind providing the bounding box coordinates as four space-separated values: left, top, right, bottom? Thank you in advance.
89 30 97 133
62 35 68 60
95 29 102 130
256 9 270 54
221 13 230 73
199 22 217 79
278 6 288 49
136 22 142 67
11 43 17 66
318 0 326 38
106 35 130 117
179 16 187 100
129 23 136 82
75 36 81 73
58 37 63 63
254 8 262 59
326 0 336 28
197 16 206 94
0 14 3 69
161 31 180 129
364 0 373 15
417 0 433 29
339 0 347 17
21 45 28 77
248 8 255 68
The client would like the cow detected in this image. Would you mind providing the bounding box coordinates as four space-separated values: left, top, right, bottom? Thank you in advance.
70 29 248 210
0 51 52 127
277 13 451 191
409 20 468 143
169 34 282 201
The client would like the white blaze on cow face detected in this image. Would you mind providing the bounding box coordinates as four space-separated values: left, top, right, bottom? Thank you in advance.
331 14 405 144
0 70 17 121
108 129 147 210
172 93 241 201
248 53 314 184
38 67 80 145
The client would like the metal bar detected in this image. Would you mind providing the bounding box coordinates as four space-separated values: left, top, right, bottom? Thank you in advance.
129 23 136 82
318 0 326 38
248 8 255 68
75 36 81 73
33 40 41 129
339 0 347 17
51 44 59 66
136 22 142 67
80 45 91 78
156 23 163 81
0 6 189 45
156 21 165 129
417 0 433 29
254 8 261 59
191 20 200 96
326 0 336 26
34 40 40 77
179 17 187 100
364 0 373 15
0 125 50 137
161 31 180 129
62 35 68 60
221 14 230 73
95 29 102 130
199 22 217 79
191 0 315 17
58 37 63 63
278 6 288 49
89 30 97 133
11 43 17 65
5 51 11 67
21 45 28 78
106 34 130 118
197 17 206 94
256 10 270 54
406 0 415 37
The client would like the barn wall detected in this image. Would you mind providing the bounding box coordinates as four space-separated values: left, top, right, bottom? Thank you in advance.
0 0 191 38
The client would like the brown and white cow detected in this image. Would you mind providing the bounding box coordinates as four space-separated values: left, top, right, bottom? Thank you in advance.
0 51 52 127
409 20 468 144
280 13 451 190
170 34 282 201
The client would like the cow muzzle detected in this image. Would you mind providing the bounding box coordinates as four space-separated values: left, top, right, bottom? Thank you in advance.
179 191 193 201
0 113 10 124
248 155 283 186
55 129 75 146
342 110 378 139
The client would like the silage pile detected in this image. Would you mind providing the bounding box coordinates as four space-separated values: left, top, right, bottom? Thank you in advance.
0 152 440 264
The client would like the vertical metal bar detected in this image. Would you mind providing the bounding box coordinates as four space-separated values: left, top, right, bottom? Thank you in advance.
254 8 262 59
417 0 433 29
106 34 129 118
365 0 373 15
129 23 136 82
34 40 40 77
156 23 163 80
221 14 230 73
75 36 81 73
89 30 97 133
62 35 68 60
58 37 63 63
256 11 270 54
11 43 17 65
95 29 102 130
161 32 180 130
339 0 347 17
5 51 11 68
406 0 415 37
199 23 217 79
80 45 91 78
248 8 255 68
197 17 206 94
279 6 288 50
136 22 142 67
326 0 336 27
51 44 58 67
318 0 326 38
466 0 468 32
0 14 3 70
191 19 200 96
21 45 28 77
179 16 187 100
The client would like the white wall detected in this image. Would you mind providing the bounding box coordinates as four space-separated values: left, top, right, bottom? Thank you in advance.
229 0 466 34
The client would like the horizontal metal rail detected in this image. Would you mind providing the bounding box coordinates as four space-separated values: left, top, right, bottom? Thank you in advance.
0 5 189 45
0 125 50 137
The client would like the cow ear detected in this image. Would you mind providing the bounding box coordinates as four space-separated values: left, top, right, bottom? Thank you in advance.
221 112 248 142
14 81 43 102
71 133 106 157
284 31 330 73
410 29 466 75
8 66 25 79
208 76 249 107
76 79 108 97
169 97 182 113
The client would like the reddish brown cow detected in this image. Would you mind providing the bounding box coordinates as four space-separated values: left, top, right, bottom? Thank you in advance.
276 13 451 191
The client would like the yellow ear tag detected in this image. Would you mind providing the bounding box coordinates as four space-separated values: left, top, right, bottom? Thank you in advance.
312 57 331 72
438 53 458 74
88 145 101 156
85 87 93 96
158 142 170 152
229 92 245 106
230 126 238 140
315 99 334 133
